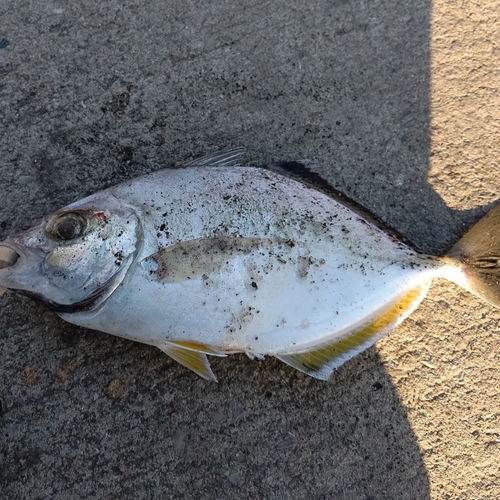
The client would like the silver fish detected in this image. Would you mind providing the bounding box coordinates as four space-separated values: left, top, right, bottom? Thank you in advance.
0 149 498 380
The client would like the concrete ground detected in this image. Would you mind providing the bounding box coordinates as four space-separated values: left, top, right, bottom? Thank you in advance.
1 0 499 498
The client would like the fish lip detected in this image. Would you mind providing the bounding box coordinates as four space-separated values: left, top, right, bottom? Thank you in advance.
0 241 26 276
0 241 47 292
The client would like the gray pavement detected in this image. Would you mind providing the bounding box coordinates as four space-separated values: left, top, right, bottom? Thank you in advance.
1 1 499 498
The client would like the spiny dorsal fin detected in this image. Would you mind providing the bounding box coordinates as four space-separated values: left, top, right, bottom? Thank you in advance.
184 147 246 167
276 284 430 380
156 341 220 381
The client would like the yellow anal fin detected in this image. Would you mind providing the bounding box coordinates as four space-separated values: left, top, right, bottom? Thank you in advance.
276 284 429 381
157 342 218 381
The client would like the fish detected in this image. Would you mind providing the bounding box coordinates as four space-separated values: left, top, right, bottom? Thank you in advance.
0 148 499 381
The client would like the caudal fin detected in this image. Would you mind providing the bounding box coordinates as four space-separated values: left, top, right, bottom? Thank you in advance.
448 204 500 308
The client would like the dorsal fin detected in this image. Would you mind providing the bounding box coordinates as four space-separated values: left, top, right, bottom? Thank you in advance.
184 147 246 167
266 160 421 252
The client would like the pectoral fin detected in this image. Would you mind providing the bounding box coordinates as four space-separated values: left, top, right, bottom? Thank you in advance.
156 341 221 381
276 284 430 380
142 236 281 284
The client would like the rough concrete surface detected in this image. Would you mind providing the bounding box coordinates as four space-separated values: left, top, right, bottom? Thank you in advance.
0 0 499 498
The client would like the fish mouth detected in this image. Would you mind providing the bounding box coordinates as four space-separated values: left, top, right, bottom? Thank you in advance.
0 243 25 295
0 244 21 270
0 242 26 295
0 240 45 283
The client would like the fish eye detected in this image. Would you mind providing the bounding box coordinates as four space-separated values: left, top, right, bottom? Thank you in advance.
50 213 87 241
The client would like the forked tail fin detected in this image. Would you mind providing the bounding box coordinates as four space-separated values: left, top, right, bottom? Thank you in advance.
447 204 500 308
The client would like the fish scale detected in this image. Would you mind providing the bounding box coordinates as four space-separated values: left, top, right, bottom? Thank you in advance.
0 149 499 381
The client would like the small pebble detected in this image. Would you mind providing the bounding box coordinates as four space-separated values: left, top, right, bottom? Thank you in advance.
21 366 40 386
104 378 127 398
55 368 71 383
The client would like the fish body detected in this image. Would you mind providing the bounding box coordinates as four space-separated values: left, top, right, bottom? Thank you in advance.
0 150 497 380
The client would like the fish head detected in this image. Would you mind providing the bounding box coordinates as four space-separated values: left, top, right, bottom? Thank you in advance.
0 194 141 312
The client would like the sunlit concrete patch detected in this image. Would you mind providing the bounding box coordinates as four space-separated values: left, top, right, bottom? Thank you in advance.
428 1 500 210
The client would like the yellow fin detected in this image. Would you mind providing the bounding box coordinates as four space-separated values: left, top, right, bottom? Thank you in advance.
276 284 430 380
157 342 218 381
